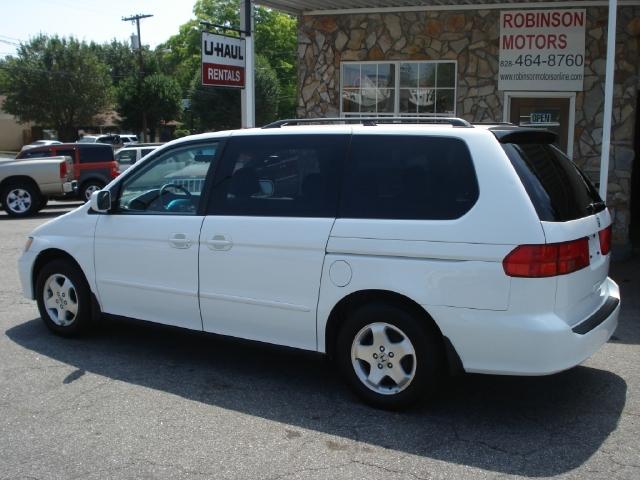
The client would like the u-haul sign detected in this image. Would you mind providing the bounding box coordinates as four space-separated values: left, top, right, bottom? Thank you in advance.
201 32 245 88
499 9 586 91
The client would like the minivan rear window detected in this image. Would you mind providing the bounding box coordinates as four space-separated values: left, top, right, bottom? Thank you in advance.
79 145 115 163
340 135 479 220
502 143 604 222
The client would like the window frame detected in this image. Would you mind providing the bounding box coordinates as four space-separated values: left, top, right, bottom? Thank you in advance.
340 60 457 117
109 139 226 216
20 148 53 159
78 145 114 163
337 134 479 221
206 134 350 218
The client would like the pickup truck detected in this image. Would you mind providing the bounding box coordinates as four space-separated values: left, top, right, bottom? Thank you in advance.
17 143 119 202
0 156 76 217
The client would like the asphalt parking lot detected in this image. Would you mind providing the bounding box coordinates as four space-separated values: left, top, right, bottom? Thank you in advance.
1 202 639 480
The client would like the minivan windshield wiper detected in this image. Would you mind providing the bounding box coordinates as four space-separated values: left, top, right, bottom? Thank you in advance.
586 201 606 214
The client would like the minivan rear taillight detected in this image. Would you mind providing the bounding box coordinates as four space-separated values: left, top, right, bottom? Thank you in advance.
59 161 67 179
503 238 590 278
599 225 612 256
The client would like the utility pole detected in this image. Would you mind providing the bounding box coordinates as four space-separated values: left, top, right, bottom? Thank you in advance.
240 0 255 128
122 13 153 142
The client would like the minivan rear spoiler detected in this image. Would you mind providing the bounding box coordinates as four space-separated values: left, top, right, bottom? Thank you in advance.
489 127 557 145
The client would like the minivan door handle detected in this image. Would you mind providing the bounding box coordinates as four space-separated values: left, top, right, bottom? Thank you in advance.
169 233 192 249
206 234 233 251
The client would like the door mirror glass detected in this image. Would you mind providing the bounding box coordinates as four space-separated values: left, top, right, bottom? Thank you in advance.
90 190 111 212
258 179 275 196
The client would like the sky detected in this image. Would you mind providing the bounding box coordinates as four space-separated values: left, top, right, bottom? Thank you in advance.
0 0 197 58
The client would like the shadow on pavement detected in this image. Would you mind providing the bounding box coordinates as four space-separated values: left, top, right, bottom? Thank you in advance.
6 317 626 477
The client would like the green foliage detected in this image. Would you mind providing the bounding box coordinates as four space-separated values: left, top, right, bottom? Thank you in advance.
1 35 112 141
0 59 8 93
116 73 182 133
174 128 191 138
0 1 296 142
255 55 280 125
158 0 297 120
155 20 202 92
254 8 297 118
190 54 279 131
90 40 161 86
89 40 136 86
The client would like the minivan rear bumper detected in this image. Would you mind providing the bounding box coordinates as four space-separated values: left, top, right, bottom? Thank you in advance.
427 277 620 376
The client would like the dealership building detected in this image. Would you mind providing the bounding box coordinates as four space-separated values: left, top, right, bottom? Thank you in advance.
262 0 640 252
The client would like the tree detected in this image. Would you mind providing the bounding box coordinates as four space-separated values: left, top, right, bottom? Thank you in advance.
253 7 297 118
155 20 202 92
0 59 8 94
116 73 182 134
0 35 112 141
158 0 297 119
190 54 279 131
89 40 137 87
90 40 160 87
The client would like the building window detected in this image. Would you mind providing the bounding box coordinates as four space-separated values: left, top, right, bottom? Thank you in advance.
341 61 457 117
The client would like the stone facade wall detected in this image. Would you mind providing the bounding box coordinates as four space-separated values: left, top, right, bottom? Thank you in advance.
579 7 639 244
297 7 640 245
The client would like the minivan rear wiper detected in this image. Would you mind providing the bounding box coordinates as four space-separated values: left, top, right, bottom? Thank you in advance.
586 201 606 214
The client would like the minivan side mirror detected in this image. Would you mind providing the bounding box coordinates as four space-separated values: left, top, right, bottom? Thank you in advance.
90 190 111 213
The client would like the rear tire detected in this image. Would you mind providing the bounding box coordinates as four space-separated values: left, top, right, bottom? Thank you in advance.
336 302 443 409
36 259 94 336
1 182 41 217
80 180 104 202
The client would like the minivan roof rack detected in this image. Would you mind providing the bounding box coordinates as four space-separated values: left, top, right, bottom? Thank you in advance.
472 122 515 126
262 117 472 129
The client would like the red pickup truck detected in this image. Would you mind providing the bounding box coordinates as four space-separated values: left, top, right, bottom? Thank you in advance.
17 143 119 201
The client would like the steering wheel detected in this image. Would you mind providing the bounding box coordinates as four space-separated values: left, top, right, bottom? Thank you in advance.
159 183 192 210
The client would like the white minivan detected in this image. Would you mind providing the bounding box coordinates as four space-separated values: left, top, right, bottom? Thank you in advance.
18 118 620 409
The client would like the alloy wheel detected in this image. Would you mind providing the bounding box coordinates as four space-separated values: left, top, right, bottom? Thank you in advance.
43 274 79 326
6 188 32 214
84 184 100 201
350 322 417 395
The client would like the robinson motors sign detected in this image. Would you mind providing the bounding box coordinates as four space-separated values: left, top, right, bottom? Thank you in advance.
201 32 246 88
498 9 586 91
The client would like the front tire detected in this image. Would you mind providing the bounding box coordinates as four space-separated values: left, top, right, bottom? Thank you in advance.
36 259 93 336
336 302 443 409
1 182 41 217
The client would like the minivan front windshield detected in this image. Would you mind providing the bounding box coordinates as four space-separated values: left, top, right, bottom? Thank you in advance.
502 142 604 222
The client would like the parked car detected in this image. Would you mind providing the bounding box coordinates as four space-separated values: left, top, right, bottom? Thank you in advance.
119 134 139 145
78 134 124 150
20 140 62 152
18 118 620 409
16 143 118 201
0 155 75 217
115 145 160 173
